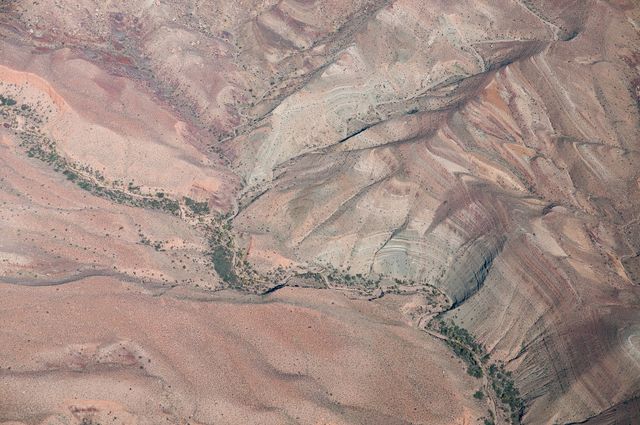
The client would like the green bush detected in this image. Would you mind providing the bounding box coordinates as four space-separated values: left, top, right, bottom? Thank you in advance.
63 170 78 181
490 363 524 424
77 180 94 191
185 197 210 215
434 320 524 424
0 95 17 106
211 246 237 284
438 321 484 378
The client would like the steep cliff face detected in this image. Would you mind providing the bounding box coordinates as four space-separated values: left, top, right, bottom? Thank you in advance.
232 3 640 423
228 4 640 420
1 1 639 424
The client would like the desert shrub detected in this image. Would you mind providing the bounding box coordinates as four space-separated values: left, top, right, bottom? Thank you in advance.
490 363 524 424
298 271 323 282
185 197 210 215
77 180 93 191
0 95 16 106
211 246 236 284
63 170 78 181
437 320 484 378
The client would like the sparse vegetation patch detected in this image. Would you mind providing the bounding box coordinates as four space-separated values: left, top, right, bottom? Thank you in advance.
489 362 525 424
0 95 16 106
184 197 210 215
435 320 484 378
429 319 525 424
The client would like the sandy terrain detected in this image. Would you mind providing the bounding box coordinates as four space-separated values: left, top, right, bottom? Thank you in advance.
0 281 485 425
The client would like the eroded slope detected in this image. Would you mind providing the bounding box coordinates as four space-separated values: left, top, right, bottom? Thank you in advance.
1 1 640 424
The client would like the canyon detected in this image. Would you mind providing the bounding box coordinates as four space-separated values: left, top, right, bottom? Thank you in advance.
1 1 640 424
